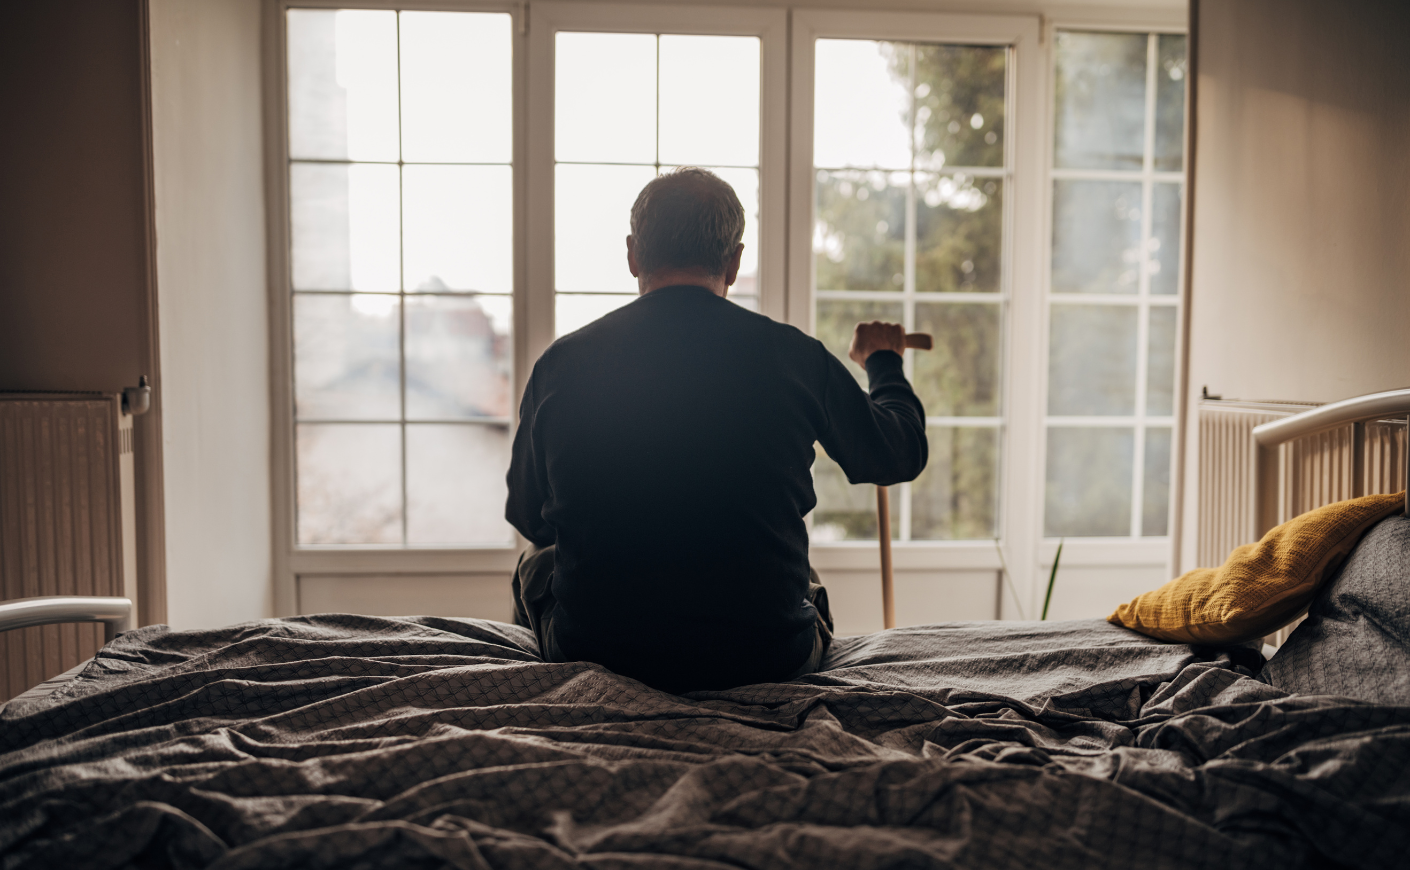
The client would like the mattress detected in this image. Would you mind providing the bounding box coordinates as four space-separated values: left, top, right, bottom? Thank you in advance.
2 615 1406 869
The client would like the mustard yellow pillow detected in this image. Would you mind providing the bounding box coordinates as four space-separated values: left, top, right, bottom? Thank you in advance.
1109 492 1406 644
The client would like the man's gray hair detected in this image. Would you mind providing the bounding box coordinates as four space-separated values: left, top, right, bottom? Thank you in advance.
629 167 745 277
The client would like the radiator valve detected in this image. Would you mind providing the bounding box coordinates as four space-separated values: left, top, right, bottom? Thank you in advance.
122 376 151 416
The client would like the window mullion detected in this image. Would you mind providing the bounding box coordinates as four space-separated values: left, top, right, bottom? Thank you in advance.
395 10 409 547
1130 33 1160 538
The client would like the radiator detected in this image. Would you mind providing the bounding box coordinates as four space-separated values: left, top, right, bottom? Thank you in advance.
1199 397 1408 645
0 393 136 702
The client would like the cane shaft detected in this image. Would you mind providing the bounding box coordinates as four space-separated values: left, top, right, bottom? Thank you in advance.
877 485 895 630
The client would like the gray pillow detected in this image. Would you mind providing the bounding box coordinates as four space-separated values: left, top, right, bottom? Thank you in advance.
1260 513 1410 703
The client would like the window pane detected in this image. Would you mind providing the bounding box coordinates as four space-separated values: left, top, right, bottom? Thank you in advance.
556 294 636 338
814 170 907 292
1146 306 1177 416
810 446 897 542
914 302 1000 416
403 165 513 294
399 12 512 163
916 175 1002 293
555 33 656 164
297 423 402 544
1154 35 1187 172
406 424 513 544
914 44 1006 169
1045 427 1132 537
294 294 400 420
1048 304 1138 416
1142 427 1172 536
287 9 400 162
406 295 511 420
724 166 760 298
1052 179 1143 295
291 162 400 292
659 35 760 167
814 40 911 170
1053 31 1147 170
815 299 904 390
912 426 998 540
1150 183 1182 296
556 164 657 295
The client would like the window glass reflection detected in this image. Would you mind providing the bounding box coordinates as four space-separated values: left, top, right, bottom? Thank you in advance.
1052 179 1143 295
814 40 911 170
297 423 402 544
406 424 514 544
294 294 401 421
1142 427 1172 536
287 9 400 162
913 302 1000 416
913 44 1006 169
555 32 656 164
1154 35 1187 172
1054 31 1147 170
1146 306 1177 416
915 175 1002 293
405 295 512 420
400 12 512 163
403 165 513 294
1045 427 1133 537
1048 304 1138 416
659 36 760 167
912 426 999 540
814 170 908 292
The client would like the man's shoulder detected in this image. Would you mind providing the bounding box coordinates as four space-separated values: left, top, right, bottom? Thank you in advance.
532 294 828 379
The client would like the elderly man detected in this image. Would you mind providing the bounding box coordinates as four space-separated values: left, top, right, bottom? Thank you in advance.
506 167 927 693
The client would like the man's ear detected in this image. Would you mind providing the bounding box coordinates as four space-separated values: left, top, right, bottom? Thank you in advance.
724 243 744 287
626 235 641 278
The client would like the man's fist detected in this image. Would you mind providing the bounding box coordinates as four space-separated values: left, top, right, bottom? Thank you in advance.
848 321 906 367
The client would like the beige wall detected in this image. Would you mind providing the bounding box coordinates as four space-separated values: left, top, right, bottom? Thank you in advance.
1179 0 1410 569
149 0 273 629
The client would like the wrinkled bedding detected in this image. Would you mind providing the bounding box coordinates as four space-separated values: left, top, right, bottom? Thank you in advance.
2 616 1407 869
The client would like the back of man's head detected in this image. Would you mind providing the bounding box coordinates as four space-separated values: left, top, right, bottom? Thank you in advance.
629 168 745 277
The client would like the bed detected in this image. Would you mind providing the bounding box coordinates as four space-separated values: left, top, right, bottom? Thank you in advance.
2 395 1407 869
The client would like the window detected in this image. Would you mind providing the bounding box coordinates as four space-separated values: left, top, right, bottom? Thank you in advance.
285 9 515 547
271 3 1187 622
809 38 1008 544
1044 31 1186 539
553 31 762 333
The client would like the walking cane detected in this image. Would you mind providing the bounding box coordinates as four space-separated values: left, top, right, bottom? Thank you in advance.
878 332 933 630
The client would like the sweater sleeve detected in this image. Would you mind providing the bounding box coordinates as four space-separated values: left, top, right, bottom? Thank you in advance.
815 348 928 487
505 371 555 546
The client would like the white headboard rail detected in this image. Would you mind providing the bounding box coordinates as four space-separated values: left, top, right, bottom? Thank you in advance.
1252 388 1410 538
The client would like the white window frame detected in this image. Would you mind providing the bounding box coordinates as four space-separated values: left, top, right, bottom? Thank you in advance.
790 9 1047 613
264 0 528 618
264 0 1188 623
1033 15 1189 592
525 2 788 367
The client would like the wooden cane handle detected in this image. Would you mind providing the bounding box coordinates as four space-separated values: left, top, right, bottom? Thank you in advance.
904 333 933 351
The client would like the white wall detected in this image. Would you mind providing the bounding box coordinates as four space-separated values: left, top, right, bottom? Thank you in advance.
1177 0 1410 571
149 0 273 628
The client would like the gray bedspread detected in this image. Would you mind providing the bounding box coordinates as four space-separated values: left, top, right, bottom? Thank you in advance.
1 616 1406 869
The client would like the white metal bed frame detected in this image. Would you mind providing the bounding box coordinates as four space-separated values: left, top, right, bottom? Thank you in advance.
1252 388 1410 538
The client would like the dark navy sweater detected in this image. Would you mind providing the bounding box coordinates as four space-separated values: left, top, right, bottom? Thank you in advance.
505 285 927 692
